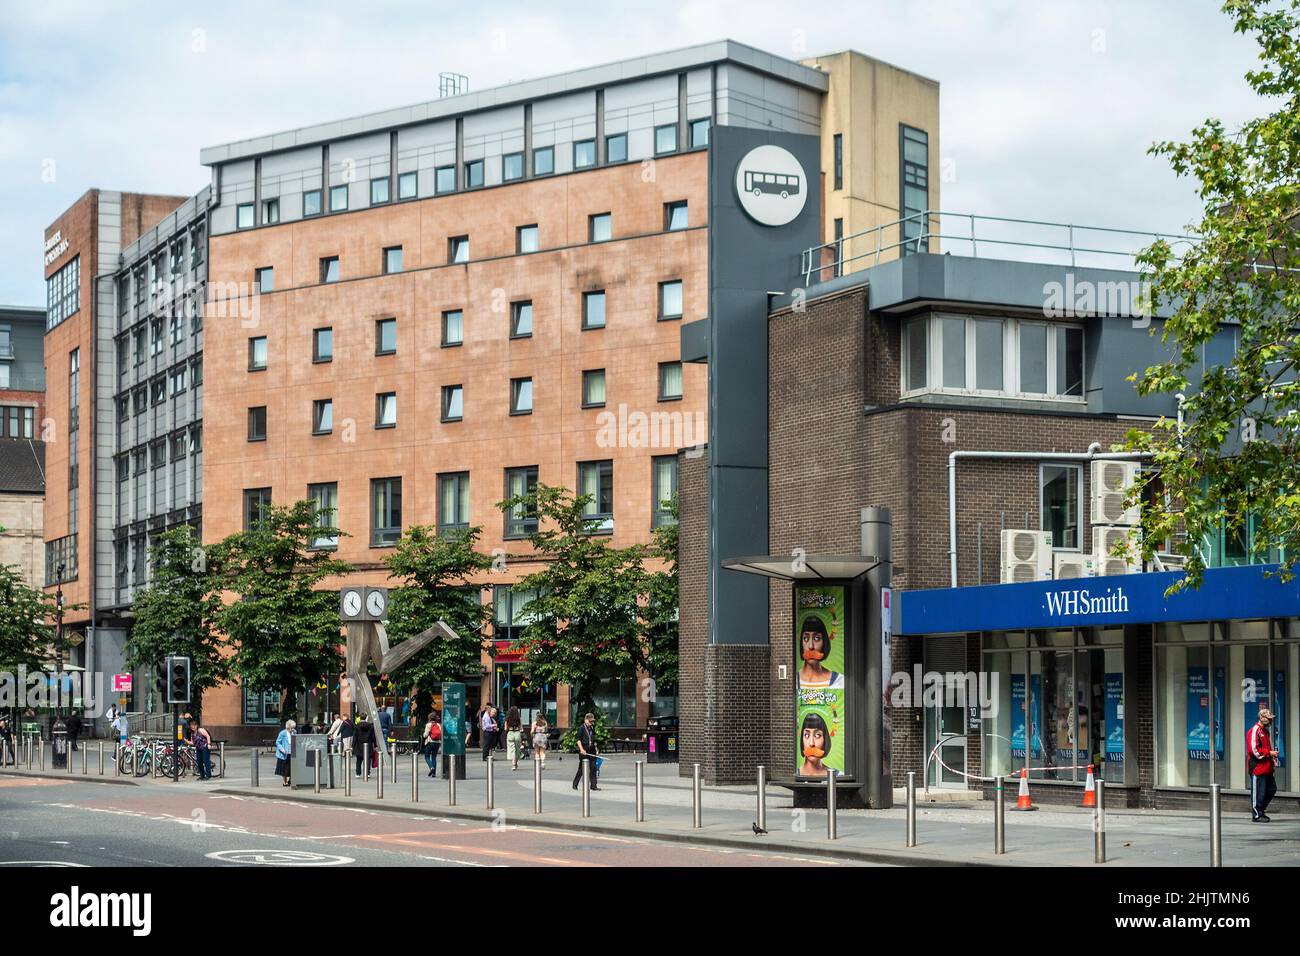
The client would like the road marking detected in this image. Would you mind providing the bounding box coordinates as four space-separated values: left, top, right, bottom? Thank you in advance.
0 860 87 867
207 849 354 866
348 832 605 867
0 779 70 788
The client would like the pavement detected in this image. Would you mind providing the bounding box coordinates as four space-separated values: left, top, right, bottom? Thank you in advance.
6 742 1299 866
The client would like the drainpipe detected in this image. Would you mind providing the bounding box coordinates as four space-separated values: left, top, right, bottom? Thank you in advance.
947 444 1152 587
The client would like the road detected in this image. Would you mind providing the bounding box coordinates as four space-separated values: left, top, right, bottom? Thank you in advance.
0 777 861 868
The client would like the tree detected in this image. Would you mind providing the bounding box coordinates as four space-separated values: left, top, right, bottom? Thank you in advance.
644 496 680 700
1126 0 1300 589
215 500 349 719
383 525 492 698
124 525 229 716
497 484 651 724
0 563 54 671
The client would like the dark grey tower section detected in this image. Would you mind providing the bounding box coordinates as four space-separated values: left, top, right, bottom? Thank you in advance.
862 506 893 808
704 126 820 646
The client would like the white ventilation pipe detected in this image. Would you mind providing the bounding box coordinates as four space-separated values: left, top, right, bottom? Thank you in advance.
948 444 1152 587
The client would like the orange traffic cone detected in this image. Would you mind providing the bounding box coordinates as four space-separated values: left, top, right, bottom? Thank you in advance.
1015 768 1036 811
1081 764 1096 808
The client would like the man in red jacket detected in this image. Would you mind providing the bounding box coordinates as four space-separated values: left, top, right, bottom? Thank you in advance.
1248 707 1279 822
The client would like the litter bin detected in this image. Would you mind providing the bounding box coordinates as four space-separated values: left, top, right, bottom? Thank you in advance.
52 718 69 769
645 715 679 763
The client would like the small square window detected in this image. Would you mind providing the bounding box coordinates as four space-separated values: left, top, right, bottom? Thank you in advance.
510 300 533 338
502 152 524 181
689 118 709 149
375 392 397 428
313 327 333 363
464 159 484 189
441 384 463 422
606 133 627 164
248 336 268 371
303 190 322 217
510 377 533 415
329 184 348 212
658 361 683 401
449 236 469 264
435 165 455 194
516 224 539 254
582 368 606 407
370 177 390 205
582 291 606 330
532 146 554 176
665 201 688 231
589 213 611 243
247 406 267 442
263 198 280 225
237 203 254 229
312 399 333 435
442 310 464 347
659 280 683 320
320 257 340 283
398 171 417 200
383 246 403 274
375 318 397 355
655 124 678 155
574 139 596 169
255 267 274 294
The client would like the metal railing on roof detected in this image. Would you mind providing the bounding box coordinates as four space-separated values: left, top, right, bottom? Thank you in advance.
801 210 1200 286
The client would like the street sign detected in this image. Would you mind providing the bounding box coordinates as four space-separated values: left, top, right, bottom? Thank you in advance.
112 674 132 693
441 682 466 757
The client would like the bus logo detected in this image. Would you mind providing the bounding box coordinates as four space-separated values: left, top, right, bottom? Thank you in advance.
734 145 808 227
744 170 801 199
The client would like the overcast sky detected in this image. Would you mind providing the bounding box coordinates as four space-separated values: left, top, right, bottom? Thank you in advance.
0 0 1270 305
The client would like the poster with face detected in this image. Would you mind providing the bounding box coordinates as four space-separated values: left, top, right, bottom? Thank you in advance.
795 585 846 780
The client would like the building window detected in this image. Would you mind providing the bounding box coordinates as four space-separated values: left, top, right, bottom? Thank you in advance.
329 184 348 212
308 482 338 549
464 159 485 189
263 198 280 225
247 406 267 442
151 377 165 405
502 152 524 182
243 487 272 529
658 361 683 401
437 472 470 532
900 124 929 254
313 327 333 363
577 460 614 531
690 118 709 149
510 377 533 415
664 201 688 231
303 189 322 217
582 368 606 407
659 280 683 320
516 224 539 254
573 139 596 169
237 203 254 229
371 477 402 547
510 300 533 338
589 212 611 243
370 177 390 205
435 165 455 194
605 133 627 164
833 133 843 190
654 124 678 155
375 391 397 428
45 256 80 330
398 171 418 200
532 146 554 176
1041 464 1082 551
169 366 188 397
441 384 463 422
256 267 273 293
442 310 463 347
582 291 606 330
320 256 340 283
248 337 268 371
310 398 333 435
383 246 403 274
504 466 539 538
652 455 678 528
448 236 469 264
375 318 397 355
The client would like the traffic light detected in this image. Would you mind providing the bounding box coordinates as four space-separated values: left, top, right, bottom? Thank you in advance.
165 655 191 705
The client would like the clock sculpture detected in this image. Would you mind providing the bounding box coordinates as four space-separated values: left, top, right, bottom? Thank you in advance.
339 585 458 758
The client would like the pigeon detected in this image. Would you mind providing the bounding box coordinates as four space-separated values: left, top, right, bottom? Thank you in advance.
752 822 768 835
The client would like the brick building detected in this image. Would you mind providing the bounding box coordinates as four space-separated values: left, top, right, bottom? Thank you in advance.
0 304 46 588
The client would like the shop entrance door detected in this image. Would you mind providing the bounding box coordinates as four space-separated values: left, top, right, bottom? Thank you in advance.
925 635 969 788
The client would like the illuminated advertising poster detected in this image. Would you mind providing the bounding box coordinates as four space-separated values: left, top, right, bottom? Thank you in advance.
1010 673 1042 761
1187 666 1225 761
1105 673 1124 762
795 584 846 780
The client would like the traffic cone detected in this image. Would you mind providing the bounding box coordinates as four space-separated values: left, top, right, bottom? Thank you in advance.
1081 764 1096 808
1015 768 1036 811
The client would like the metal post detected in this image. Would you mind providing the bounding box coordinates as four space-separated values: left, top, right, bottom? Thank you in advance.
1094 778 1106 864
38 737 44 770
757 765 767 833
691 763 702 829
392 743 398 783
581 759 591 818
906 771 917 847
250 749 259 788
218 741 225 779
363 743 371 781
1210 783 1222 867
411 752 418 803
994 776 1006 854
344 754 352 796
826 769 838 840
634 761 644 822
486 755 495 810
533 754 542 814
314 754 321 794
98 740 104 776
25 735 31 768
377 752 384 799
448 761 457 806
131 743 137 778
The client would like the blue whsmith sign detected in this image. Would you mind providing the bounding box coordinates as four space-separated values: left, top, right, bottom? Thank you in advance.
897 564 1300 635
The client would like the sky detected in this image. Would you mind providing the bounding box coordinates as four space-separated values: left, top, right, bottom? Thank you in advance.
0 0 1271 306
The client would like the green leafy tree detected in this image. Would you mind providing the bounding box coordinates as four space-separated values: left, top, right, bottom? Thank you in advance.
0 563 54 670
383 525 493 695
215 500 349 719
124 525 229 716
1126 0 1300 589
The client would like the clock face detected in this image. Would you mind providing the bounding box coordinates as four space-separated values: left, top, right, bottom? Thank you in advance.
365 589 387 619
342 590 362 618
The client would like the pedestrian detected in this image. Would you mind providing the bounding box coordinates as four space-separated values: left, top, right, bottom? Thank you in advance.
377 706 393 742
530 711 549 769
480 705 498 761
327 712 344 750
352 713 376 778
65 709 82 751
338 713 355 756
0 713 13 765
275 719 296 788
422 715 442 778
111 710 128 755
505 706 523 770
571 713 601 791
189 718 214 780
1248 707 1279 822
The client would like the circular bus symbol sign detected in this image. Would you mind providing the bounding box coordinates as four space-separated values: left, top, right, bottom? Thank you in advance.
734 145 807 227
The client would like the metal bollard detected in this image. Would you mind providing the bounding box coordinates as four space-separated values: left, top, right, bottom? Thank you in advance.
314 754 321 794
691 763 702 829
392 744 398 784
364 744 371 781
219 741 226 779
25 735 31 768
377 752 384 799
1210 783 1222 867
411 752 419 803
81 743 87 775
39 737 44 770
131 744 137 778
98 740 105 776
486 756 495 810
250 749 259 788
634 761 645 822
448 760 458 806
581 759 591 818
757 765 767 833
827 769 838 840
344 754 352 796
533 755 542 814
906 771 917 847
1094 778 1106 864
994 777 1006 854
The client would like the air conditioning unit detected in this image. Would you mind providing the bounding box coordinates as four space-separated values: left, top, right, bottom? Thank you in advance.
1093 525 1141 576
1001 529 1053 583
1053 551 1096 580
1090 460 1141 526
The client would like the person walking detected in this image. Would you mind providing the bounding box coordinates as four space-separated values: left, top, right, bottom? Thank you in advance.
480 705 498 762
571 713 601 791
274 719 296 788
422 716 442 778
326 713 344 750
111 710 128 756
377 706 393 744
65 710 82 751
1248 707 1279 822
189 718 214 781
530 712 550 769
505 706 523 770
352 714 376 778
